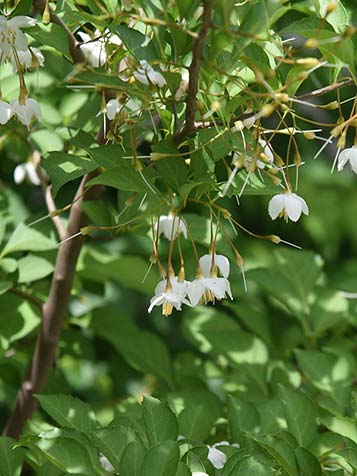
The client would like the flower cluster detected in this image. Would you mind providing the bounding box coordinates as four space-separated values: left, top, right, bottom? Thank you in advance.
0 15 42 127
148 214 233 317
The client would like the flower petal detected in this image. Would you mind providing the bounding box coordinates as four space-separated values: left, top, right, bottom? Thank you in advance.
284 193 303 222
268 194 284 220
215 254 230 278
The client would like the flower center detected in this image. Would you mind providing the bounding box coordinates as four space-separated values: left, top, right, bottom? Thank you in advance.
162 301 173 317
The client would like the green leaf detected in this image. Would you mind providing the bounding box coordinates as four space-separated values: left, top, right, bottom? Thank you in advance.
17 255 54 283
222 450 275 476
36 394 97 431
93 316 173 387
320 413 357 443
119 440 146 476
27 24 70 57
113 25 158 61
337 446 357 470
228 397 260 443
0 437 24 476
178 404 216 442
10 0 32 16
142 396 178 447
2 224 57 256
279 385 318 447
254 434 298 476
35 434 96 475
41 152 97 197
89 426 137 471
295 447 322 476
141 441 180 476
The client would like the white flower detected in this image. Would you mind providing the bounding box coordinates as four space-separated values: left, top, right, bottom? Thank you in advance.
14 162 41 185
148 276 190 316
192 473 209 476
174 69 189 101
187 276 233 307
0 100 12 124
10 46 44 72
106 98 122 120
199 253 230 278
154 215 187 241
0 15 36 64
10 98 41 127
337 146 357 174
207 444 227 469
78 31 107 67
134 60 166 87
258 138 274 166
268 192 309 222
99 454 114 472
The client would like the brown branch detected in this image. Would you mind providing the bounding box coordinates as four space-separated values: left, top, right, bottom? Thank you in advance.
173 0 215 144
8 287 44 310
33 0 85 64
32 150 67 240
3 173 103 438
1 2 105 439
296 79 354 100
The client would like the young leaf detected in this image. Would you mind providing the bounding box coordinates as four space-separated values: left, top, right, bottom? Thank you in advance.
36 394 97 431
142 396 179 447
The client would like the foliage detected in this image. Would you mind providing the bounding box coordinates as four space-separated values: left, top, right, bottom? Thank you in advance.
0 0 356 474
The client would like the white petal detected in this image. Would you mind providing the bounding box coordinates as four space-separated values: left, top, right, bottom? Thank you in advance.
25 162 41 186
259 138 274 162
205 278 227 300
178 219 187 238
187 279 205 307
199 254 213 278
268 194 285 220
0 100 12 124
284 193 303 222
14 164 26 184
106 98 120 120
215 254 230 278
207 447 227 469
337 148 352 171
148 294 165 313
8 16 36 28
349 155 357 174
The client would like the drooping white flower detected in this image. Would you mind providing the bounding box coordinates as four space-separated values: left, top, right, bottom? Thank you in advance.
78 31 107 67
10 98 41 127
207 444 227 469
268 192 309 222
99 454 114 472
148 276 190 316
154 215 187 241
14 162 41 186
187 276 233 307
78 29 122 67
199 253 230 278
10 46 44 72
134 60 166 87
106 98 122 120
337 146 357 174
258 138 274 166
0 100 12 124
174 69 189 101
0 15 36 64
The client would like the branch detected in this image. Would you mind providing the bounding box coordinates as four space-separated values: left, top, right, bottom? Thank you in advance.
33 0 85 64
3 173 103 438
2 2 105 438
296 79 354 100
8 287 44 310
173 0 215 144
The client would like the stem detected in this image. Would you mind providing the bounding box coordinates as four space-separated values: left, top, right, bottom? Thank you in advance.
3 172 102 438
173 0 215 144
